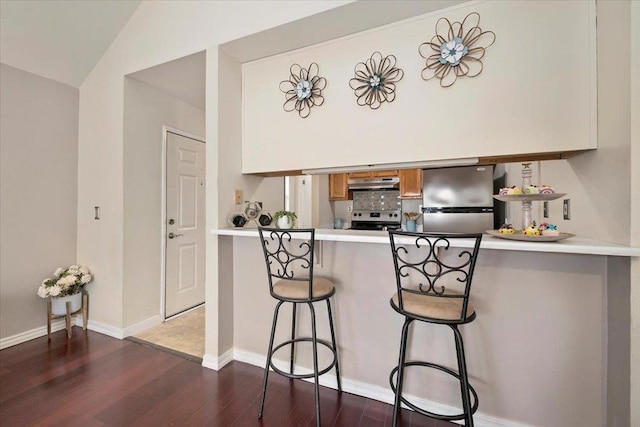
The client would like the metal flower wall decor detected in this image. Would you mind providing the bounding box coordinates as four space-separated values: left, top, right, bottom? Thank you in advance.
419 12 496 87
279 63 326 118
349 51 404 109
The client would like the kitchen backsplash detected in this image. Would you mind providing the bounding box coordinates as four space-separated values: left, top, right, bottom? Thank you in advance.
352 190 401 211
332 198 423 228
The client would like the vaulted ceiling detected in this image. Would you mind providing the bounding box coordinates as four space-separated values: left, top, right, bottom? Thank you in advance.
0 0 466 110
0 0 141 87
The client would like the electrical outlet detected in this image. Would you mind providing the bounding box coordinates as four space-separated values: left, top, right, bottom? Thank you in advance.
543 201 549 218
347 205 353 212
234 189 243 205
563 199 571 220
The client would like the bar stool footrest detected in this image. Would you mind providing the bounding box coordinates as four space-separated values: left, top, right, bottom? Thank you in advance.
389 361 478 421
270 337 338 380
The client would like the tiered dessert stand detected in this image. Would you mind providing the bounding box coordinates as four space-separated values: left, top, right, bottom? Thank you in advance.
489 162 574 242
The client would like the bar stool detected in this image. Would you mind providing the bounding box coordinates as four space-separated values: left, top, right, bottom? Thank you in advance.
257 227 341 427
388 231 483 427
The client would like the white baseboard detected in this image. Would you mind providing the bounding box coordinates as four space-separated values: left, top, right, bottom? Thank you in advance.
75 314 165 340
3 313 186 347
122 315 163 338
232 348 529 427
202 354 217 369
0 319 69 350
85 319 124 339
202 348 234 370
217 348 234 369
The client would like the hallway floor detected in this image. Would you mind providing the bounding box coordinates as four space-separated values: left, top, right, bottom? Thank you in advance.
132 305 204 361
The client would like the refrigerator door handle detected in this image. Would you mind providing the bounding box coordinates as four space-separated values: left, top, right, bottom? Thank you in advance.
421 206 494 214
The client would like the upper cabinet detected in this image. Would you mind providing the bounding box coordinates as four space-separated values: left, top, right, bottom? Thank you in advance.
347 170 399 179
398 169 422 199
347 171 373 179
329 169 422 200
242 1 596 174
328 173 349 201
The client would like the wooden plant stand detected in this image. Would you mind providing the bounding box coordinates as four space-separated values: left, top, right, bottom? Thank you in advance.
47 292 89 339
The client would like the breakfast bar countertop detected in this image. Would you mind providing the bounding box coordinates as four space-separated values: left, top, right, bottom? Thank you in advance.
212 227 640 258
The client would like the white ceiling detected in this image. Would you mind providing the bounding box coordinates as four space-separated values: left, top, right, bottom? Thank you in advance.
0 0 465 110
0 0 141 87
127 51 206 111
221 0 467 63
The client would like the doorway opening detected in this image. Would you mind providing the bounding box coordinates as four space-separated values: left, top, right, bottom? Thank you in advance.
123 50 206 360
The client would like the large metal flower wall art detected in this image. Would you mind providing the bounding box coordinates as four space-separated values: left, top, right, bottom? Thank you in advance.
419 12 496 88
279 63 326 118
349 51 404 109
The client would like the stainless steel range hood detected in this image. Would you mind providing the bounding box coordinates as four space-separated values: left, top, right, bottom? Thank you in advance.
348 176 400 190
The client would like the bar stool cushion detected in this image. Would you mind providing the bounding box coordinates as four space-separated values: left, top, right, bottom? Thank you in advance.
273 277 334 300
391 291 475 321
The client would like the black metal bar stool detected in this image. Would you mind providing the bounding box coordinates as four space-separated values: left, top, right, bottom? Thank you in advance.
257 227 342 427
388 231 483 427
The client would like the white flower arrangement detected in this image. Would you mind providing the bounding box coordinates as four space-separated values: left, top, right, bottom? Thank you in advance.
37 265 93 299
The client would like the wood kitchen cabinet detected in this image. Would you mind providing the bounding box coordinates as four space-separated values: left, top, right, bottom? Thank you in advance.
330 169 421 200
328 173 350 200
399 168 422 199
347 171 373 179
347 170 399 179
374 169 399 177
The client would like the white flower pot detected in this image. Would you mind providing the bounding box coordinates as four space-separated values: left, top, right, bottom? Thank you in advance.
51 293 82 315
277 216 293 229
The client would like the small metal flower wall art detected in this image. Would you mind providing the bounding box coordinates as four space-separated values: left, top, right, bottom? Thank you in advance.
419 12 496 88
279 63 326 118
349 51 404 110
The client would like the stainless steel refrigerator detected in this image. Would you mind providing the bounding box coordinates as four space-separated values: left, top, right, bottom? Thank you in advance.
421 165 498 233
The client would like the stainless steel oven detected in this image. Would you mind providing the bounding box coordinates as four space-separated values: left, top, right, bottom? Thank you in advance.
349 189 402 231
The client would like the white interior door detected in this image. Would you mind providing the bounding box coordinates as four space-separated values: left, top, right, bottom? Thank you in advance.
293 175 313 228
166 131 205 317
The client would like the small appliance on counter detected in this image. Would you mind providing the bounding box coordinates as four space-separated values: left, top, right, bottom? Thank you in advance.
350 189 402 231
421 165 504 233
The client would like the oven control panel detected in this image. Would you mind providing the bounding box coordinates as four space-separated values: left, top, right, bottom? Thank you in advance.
351 210 401 222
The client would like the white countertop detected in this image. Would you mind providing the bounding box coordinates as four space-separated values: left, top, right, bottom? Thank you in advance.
212 227 640 257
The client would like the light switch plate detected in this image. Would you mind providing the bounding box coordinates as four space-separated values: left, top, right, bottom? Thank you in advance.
563 199 571 220
234 189 243 205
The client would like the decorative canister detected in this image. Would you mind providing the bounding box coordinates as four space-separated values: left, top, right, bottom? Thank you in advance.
258 213 273 226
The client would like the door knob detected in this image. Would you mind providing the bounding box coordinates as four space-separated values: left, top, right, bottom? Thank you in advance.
168 232 183 239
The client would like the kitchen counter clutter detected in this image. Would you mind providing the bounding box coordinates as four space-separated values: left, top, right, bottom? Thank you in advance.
212 227 640 257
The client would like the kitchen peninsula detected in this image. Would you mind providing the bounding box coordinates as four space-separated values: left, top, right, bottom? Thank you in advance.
213 226 639 426
207 1 637 426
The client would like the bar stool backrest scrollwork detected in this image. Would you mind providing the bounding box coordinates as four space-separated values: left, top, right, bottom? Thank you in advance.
389 231 483 324
258 227 317 301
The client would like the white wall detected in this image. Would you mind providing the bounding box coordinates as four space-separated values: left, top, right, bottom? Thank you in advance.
629 1 640 425
123 78 205 328
540 0 632 246
216 47 286 356
233 237 607 426
243 1 596 173
0 64 78 340
77 0 347 348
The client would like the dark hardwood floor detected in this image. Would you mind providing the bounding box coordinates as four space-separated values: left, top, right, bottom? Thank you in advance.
0 328 457 426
